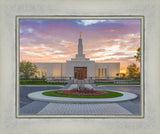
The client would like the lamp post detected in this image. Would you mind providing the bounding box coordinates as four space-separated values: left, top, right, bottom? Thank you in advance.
90 75 92 80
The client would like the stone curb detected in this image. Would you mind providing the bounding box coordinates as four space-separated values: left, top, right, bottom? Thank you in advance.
28 90 138 104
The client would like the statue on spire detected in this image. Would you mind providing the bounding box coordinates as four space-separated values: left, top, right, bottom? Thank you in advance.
80 32 81 38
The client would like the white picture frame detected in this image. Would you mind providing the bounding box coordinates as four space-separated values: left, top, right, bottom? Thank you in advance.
16 15 144 118
0 0 160 134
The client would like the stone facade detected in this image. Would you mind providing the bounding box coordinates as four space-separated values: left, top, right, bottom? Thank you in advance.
34 63 66 78
66 60 95 78
95 63 120 78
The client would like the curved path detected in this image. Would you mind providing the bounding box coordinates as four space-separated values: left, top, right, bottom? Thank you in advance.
28 90 137 104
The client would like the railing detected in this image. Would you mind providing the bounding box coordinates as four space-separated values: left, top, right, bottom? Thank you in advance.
47 77 69 82
46 77 140 84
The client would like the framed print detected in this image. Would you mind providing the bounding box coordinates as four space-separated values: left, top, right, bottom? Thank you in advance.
16 16 144 118
0 0 160 134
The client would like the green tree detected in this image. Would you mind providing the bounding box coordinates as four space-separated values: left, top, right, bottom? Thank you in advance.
120 73 126 78
20 61 37 79
126 63 140 79
134 47 141 62
116 73 119 77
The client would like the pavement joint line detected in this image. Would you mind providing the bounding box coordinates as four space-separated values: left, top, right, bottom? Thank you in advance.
20 101 49 115
37 103 132 115
118 101 141 114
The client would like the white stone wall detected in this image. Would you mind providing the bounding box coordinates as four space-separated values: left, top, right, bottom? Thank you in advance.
33 62 120 78
95 62 120 78
33 63 66 77
66 60 95 78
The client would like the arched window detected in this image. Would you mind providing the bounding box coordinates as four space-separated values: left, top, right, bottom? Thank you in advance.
98 68 100 77
38 69 40 77
45 69 47 76
105 68 107 77
41 68 44 76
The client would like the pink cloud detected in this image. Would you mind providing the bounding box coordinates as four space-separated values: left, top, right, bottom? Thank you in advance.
20 19 141 72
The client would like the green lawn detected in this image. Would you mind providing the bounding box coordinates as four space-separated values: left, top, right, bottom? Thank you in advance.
96 83 140 86
95 81 140 86
20 80 67 86
42 90 123 98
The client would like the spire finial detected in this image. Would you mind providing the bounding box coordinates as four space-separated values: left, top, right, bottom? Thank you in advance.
80 32 81 38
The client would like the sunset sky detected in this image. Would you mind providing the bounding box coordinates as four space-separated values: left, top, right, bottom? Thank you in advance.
20 19 140 73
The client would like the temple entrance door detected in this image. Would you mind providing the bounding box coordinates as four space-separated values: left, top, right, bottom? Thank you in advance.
74 67 87 80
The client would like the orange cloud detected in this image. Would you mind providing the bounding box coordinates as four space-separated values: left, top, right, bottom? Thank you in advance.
20 19 141 73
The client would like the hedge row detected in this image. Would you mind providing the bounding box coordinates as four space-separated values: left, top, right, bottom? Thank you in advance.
20 80 67 85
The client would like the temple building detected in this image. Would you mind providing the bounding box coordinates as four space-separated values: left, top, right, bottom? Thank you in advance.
34 33 120 80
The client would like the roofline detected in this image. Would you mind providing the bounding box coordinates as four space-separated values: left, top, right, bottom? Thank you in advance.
95 62 120 64
33 62 120 64
33 62 66 64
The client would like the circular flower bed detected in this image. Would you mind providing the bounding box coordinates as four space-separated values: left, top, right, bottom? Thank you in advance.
57 87 109 96
42 85 123 99
42 90 123 99
58 90 108 96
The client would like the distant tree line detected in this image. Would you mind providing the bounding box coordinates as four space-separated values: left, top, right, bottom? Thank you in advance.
116 47 141 80
126 47 140 79
20 61 37 79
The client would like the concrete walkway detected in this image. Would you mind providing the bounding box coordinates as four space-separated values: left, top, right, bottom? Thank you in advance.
37 103 132 115
20 84 141 115
20 100 141 115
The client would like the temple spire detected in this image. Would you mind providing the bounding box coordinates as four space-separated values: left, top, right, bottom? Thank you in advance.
78 32 83 56
71 32 89 61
